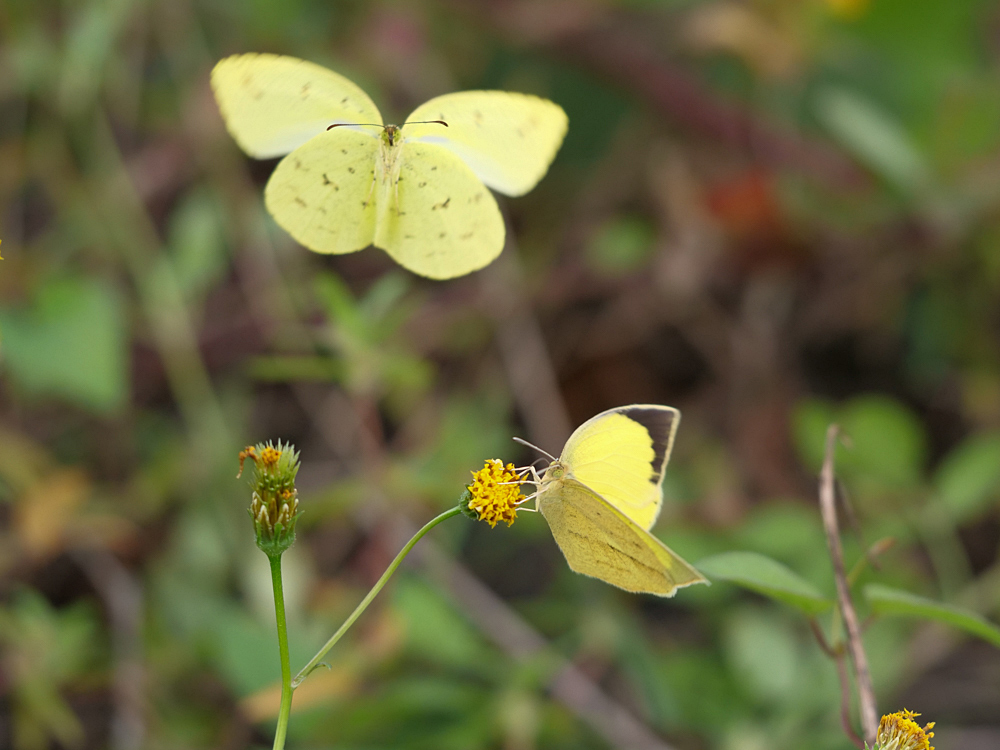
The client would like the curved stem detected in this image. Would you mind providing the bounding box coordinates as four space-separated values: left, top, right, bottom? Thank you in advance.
292 505 463 688
269 554 293 750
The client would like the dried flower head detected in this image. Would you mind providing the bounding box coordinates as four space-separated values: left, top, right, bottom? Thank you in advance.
874 710 935 750
239 440 301 556
462 459 526 528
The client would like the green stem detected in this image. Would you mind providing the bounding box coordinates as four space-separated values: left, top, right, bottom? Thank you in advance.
269 554 293 750
293 505 463 688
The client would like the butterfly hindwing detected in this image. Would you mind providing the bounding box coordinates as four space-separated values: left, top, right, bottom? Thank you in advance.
560 405 680 531
373 142 505 279
264 128 379 255
539 478 706 597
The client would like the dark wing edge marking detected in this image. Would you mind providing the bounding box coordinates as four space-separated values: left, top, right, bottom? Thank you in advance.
619 406 680 486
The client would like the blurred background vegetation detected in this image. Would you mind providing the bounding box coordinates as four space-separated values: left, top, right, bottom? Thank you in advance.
2 0 1000 748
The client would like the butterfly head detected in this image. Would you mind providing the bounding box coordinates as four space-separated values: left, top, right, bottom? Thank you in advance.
539 459 569 487
381 124 401 147
511 436 563 489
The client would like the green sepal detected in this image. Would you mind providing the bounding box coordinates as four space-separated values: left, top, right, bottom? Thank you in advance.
458 488 479 520
251 508 303 557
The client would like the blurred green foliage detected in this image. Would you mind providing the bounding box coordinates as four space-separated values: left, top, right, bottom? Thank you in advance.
0 277 127 411
1 0 1000 748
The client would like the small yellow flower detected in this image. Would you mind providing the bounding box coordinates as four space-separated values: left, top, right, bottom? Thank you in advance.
259 445 282 466
465 459 526 528
876 709 935 750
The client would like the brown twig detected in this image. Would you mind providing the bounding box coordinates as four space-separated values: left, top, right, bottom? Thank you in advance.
807 617 835 658
808 619 864 748
833 653 866 749
819 425 878 746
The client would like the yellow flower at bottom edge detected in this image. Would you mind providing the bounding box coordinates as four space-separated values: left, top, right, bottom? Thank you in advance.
875 709 935 750
467 459 526 528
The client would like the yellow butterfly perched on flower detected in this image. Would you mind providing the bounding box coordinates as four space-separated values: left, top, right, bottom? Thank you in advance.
211 53 568 279
522 405 708 597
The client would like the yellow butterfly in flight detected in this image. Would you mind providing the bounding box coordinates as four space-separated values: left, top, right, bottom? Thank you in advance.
211 53 567 279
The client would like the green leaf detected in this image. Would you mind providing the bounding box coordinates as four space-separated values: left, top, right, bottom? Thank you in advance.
792 395 927 487
393 578 488 669
932 431 1000 523
358 272 410 336
696 552 832 615
0 277 127 412
167 189 228 299
314 272 364 338
814 87 930 192
864 584 1000 648
838 395 927 488
58 0 135 113
722 608 801 702
585 215 656 275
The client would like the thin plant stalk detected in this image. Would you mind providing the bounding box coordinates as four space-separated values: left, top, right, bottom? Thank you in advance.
819 424 878 746
293 505 462 687
270 554 293 750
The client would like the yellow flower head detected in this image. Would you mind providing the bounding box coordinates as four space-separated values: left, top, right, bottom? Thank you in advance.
876 710 935 750
259 445 282 466
465 459 526 528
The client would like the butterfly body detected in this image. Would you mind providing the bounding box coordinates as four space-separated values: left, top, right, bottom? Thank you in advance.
212 54 567 279
531 405 708 597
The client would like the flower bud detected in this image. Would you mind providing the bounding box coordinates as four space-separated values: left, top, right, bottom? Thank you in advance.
238 441 301 557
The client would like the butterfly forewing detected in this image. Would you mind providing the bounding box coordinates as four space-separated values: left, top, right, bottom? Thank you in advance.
264 128 379 255
403 91 567 197
212 53 382 159
373 142 505 279
560 405 680 531
539 478 706 597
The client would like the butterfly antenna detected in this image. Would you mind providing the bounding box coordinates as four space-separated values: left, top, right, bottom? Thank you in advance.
512 436 557 462
402 119 449 128
326 122 383 131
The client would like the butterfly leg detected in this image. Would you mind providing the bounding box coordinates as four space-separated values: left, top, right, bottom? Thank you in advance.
510 464 543 512
499 465 540 512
